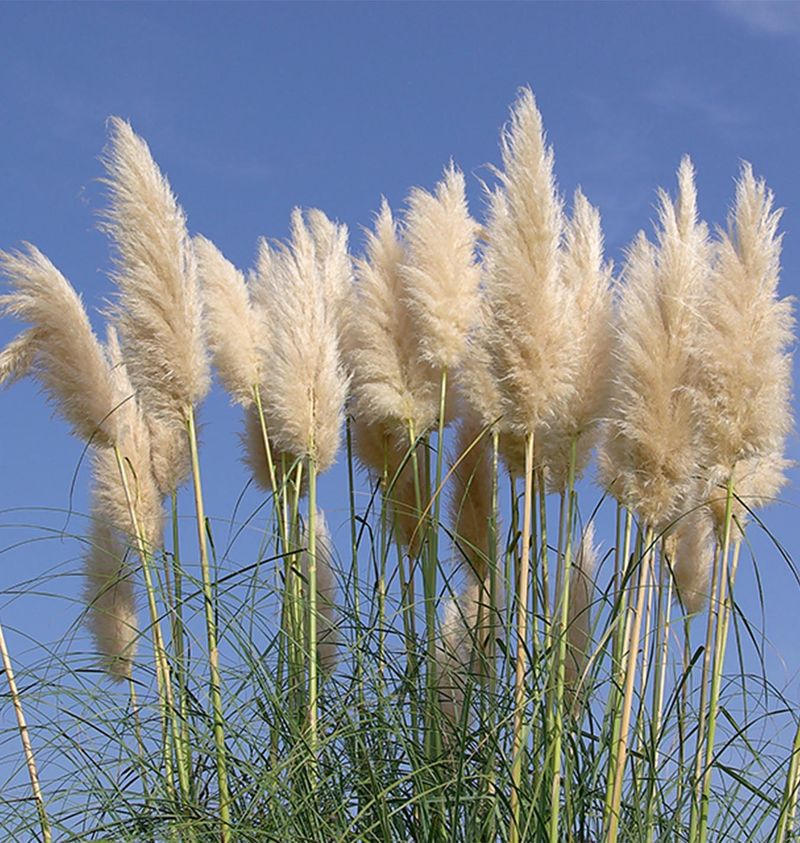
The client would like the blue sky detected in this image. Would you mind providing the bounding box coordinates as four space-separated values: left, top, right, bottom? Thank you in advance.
1 0 800 781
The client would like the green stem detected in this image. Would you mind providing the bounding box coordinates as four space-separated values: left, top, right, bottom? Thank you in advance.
510 431 534 843
548 437 578 843
306 454 319 770
186 407 230 841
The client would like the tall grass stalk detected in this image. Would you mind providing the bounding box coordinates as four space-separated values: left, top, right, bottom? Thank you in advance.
510 431 534 843
186 406 231 841
0 618 50 843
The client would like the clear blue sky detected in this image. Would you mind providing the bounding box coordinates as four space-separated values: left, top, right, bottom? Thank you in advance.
1 0 799 767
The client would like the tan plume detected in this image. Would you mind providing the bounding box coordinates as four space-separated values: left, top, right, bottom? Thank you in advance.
102 117 209 432
599 158 709 528
401 164 481 370
194 235 263 406
482 88 574 437
543 190 614 493
0 328 40 388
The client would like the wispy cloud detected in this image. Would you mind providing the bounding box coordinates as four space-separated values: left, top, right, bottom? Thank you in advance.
715 1 800 39
645 69 750 131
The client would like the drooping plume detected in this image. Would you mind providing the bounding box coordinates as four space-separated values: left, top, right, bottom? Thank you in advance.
260 210 349 472
599 158 710 528
102 117 210 431
195 235 263 406
668 510 715 615
542 190 614 493
482 88 574 437
564 523 598 690
83 511 138 682
693 164 794 534
0 246 121 446
401 164 481 371
300 511 339 674
345 200 439 436
0 328 39 388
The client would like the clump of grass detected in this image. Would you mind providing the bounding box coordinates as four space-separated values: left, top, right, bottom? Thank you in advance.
0 88 797 843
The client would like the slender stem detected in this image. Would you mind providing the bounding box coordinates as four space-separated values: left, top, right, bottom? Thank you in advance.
113 445 176 800
510 431 534 843
548 437 578 843
698 475 738 843
186 407 230 841
306 454 319 768
607 525 654 843
0 619 50 842
777 714 800 843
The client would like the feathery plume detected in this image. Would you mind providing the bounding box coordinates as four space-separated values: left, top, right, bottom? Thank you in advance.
96 328 163 550
483 88 574 437
345 200 439 436
564 523 598 690
83 511 138 682
599 158 710 528
307 209 352 323
259 210 349 472
449 414 493 581
300 511 339 673
194 235 262 406
437 575 495 723
542 190 614 492
0 246 121 446
668 510 715 615
693 164 794 530
102 117 210 430
0 328 39 388
401 164 481 370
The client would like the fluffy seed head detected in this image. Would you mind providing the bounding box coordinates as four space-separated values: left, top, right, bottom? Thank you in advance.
668 510 715 615
83 511 138 682
0 245 120 446
0 328 40 388
542 190 614 493
102 117 209 429
599 158 710 528
344 200 439 435
692 164 794 500
300 511 339 673
195 235 263 406
564 523 598 690
258 211 349 471
483 88 575 436
401 164 481 370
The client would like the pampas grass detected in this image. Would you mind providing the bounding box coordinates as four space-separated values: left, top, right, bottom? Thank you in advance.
83 512 138 682
0 245 123 447
345 199 439 437
600 158 710 529
401 164 481 371
260 209 349 473
102 117 210 430
1 91 798 843
0 327 39 387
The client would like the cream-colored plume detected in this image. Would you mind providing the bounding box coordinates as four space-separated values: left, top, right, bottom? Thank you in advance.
307 209 352 323
543 190 614 493
95 328 164 551
300 511 339 673
564 523 598 690
449 414 493 581
345 200 439 436
669 510 715 615
693 164 794 530
0 246 121 446
0 328 39 388
599 158 710 528
401 164 481 370
482 88 574 437
706 453 790 536
194 235 263 406
258 210 349 473
102 117 210 431
84 511 138 681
